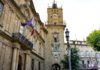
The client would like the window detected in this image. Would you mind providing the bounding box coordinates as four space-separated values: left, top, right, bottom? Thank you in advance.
54 37 57 42
39 42 41 54
0 1 4 27
38 62 40 70
0 1 3 16
32 37 34 48
19 26 24 34
24 10 29 18
82 60 84 65
87 60 90 64
31 59 34 70
54 22 56 25
53 32 59 42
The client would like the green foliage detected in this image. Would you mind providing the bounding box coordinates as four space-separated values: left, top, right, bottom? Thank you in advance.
61 48 80 70
61 55 68 69
87 30 100 51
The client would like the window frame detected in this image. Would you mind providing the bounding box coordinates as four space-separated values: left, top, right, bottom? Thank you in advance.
0 1 4 16
0 1 4 27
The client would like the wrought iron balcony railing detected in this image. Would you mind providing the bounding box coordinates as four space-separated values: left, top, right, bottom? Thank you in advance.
12 32 33 49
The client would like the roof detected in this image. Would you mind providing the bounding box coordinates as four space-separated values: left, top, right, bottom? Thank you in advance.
52 0 57 8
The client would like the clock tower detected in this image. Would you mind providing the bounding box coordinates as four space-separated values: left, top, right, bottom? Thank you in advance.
45 1 66 70
47 1 63 25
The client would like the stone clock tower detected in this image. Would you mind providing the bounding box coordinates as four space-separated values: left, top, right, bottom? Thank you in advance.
45 1 66 70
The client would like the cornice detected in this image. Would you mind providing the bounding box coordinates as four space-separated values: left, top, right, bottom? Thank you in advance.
31 50 45 60
46 24 66 27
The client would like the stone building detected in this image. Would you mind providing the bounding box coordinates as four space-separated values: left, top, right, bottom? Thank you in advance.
44 2 100 70
67 40 100 70
1 0 100 70
0 0 48 70
45 1 66 70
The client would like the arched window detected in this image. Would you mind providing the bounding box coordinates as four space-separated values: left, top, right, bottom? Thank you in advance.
52 63 61 70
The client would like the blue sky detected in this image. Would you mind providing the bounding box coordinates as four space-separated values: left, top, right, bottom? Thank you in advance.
33 0 100 40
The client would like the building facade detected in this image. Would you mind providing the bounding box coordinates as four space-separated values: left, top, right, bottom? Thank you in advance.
0 0 47 70
68 40 100 70
44 1 100 70
45 2 66 70
1 0 100 70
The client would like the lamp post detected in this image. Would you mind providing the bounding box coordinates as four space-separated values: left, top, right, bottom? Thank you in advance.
65 28 72 70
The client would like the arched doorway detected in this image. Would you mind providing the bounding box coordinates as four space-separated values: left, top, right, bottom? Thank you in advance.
52 63 61 70
17 55 22 70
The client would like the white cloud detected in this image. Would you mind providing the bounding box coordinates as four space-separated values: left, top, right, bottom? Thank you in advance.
33 0 100 40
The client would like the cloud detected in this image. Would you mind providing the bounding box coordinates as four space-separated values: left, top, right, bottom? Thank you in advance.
33 0 100 40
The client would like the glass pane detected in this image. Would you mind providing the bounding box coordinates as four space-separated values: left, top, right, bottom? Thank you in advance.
19 26 24 34
0 2 3 16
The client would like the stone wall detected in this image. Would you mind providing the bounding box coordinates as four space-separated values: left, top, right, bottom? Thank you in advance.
0 0 46 70
0 36 12 70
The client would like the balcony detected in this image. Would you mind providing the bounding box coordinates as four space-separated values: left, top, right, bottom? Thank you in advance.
12 32 33 49
79 64 98 70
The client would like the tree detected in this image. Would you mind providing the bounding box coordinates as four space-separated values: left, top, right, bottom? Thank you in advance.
87 30 100 51
61 48 80 70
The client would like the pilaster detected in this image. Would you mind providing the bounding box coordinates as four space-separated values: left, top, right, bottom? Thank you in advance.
11 42 20 70
24 50 31 70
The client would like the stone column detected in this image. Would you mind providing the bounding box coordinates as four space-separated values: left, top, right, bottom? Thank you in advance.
24 50 31 70
11 43 20 70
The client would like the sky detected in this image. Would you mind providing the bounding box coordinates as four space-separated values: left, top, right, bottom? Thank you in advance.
32 0 100 40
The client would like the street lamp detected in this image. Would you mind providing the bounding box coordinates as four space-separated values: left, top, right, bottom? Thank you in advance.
65 28 72 70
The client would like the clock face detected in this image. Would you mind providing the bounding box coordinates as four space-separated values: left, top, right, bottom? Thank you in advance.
52 13 58 19
0 2 3 15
